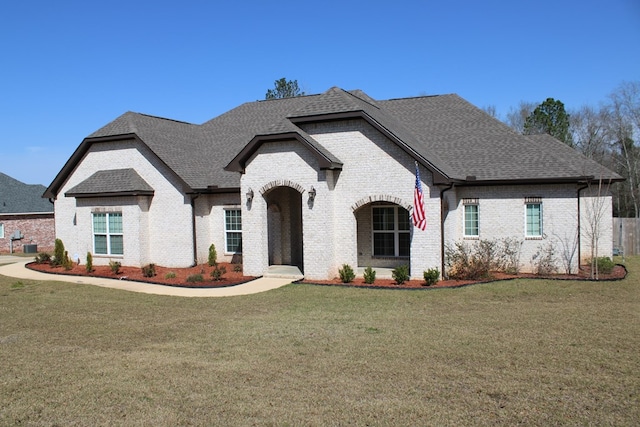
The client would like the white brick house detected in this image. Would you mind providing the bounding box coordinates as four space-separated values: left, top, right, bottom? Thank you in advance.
44 88 621 280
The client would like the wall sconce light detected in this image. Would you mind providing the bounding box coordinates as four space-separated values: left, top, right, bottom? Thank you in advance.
308 186 316 202
246 188 254 202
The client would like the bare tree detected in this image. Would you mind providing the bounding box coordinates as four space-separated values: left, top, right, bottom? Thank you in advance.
582 177 613 279
505 101 537 134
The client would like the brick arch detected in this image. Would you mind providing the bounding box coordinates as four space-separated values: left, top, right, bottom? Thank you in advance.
259 179 305 196
351 195 412 212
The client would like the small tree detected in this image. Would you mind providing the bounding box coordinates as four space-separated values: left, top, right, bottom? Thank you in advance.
583 177 614 279
53 238 65 266
85 252 93 273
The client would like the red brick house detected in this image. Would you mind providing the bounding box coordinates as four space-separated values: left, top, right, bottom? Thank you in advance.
0 172 54 253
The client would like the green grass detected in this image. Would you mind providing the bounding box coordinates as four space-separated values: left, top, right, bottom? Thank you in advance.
0 257 638 425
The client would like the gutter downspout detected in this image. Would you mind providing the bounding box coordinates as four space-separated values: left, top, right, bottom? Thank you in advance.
190 194 200 267
577 183 589 272
440 183 454 278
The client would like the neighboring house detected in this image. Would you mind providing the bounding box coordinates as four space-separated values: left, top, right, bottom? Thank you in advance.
1 172 55 253
43 87 621 280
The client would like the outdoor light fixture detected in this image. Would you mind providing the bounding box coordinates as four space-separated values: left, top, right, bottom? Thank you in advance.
308 186 316 201
246 188 254 202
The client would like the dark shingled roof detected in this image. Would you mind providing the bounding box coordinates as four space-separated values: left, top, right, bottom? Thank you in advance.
65 169 154 198
44 87 621 199
1 172 53 213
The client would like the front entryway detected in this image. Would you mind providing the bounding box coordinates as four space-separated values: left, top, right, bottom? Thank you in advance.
265 186 304 273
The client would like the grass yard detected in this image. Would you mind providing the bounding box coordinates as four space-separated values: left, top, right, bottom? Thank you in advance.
1 258 638 426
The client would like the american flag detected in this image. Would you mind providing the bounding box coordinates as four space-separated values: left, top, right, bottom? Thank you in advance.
413 162 427 231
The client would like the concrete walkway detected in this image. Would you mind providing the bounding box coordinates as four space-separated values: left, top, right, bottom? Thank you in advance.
0 258 301 297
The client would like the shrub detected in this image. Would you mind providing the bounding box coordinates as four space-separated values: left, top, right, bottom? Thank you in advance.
85 252 93 273
109 260 121 275
62 251 73 271
594 256 615 274
186 273 204 283
34 252 51 264
338 264 355 283
531 242 557 275
233 264 242 273
445 240 496 280
165 272 176 279
208 244 218 266
141 263 156 278
363 266 376 284
423 268 440 286
392 264 410 285
498 237 523 274
211 265 227 281
53 238 65 266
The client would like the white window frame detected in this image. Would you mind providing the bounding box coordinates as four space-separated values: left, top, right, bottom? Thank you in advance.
92 212 123 255
371 205 410 258
525 198 543 238
463 199 479 238
0 223 4 239
224 208 242 254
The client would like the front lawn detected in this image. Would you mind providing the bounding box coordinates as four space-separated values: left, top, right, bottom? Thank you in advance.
0 257 638 425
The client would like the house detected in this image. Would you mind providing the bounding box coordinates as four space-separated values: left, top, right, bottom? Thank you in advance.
1 172 55 253
43 87 621 280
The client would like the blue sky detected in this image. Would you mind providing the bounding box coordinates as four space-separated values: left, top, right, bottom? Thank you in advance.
1 0 639 186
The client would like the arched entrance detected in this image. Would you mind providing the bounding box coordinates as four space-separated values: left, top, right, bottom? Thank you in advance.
264 186 304 272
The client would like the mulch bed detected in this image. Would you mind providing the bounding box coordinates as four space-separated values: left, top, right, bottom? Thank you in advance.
307 265 627 290
26 261 627 290
26 262 256 289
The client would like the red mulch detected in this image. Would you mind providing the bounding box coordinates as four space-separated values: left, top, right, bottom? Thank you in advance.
26 262 626 290
306 265 627 289
27 262 256 288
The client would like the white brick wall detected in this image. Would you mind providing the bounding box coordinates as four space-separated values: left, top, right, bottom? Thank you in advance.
445 184 613 274
55 140 195 268
240 119 442 280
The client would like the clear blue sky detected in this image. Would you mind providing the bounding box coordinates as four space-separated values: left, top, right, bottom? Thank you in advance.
1 0 639 186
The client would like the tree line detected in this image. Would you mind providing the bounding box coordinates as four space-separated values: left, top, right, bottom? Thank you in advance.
496 81 640 218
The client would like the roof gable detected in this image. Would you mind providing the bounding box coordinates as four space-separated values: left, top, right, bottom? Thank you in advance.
65 169 154 198
0 172 52 213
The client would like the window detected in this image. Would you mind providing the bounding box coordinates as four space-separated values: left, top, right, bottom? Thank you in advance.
225 209 242 253
372 206 410 257
0 223 4 239
525 200 542 237
92 212 123 255
463 199 479 237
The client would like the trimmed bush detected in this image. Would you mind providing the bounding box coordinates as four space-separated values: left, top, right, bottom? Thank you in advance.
211 265 227 281
338 264 355 283
186 273 204 283
142 264 156 278
423 268 440 286
594 256 615 274
363 266 376 284
165 272 176 279
35 252 51 264
109 260 121 275
392 265 410 285
233 264 242 273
